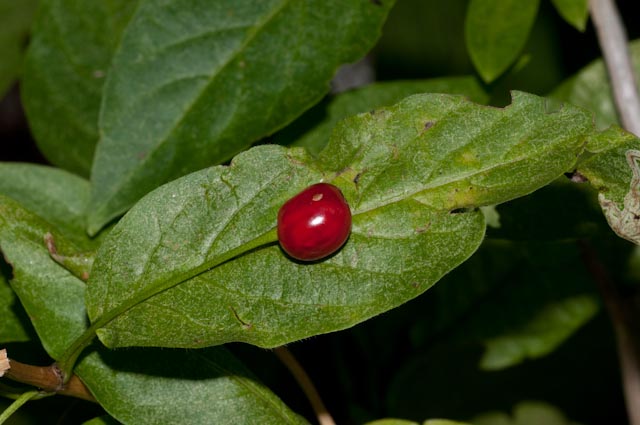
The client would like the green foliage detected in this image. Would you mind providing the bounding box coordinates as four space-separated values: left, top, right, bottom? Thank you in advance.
0 188 307 424
465 0 540 83
550 0 589 31
76 348 308 425
551 40 640 130
3 1 640 423
285 77 489 156
22 0 139 177
87 0 396 235
83 92 601 351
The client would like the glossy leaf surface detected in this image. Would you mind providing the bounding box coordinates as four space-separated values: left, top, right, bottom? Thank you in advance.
465 0 540 83
86 92 593 350
22 0 138 177
88 0 395 234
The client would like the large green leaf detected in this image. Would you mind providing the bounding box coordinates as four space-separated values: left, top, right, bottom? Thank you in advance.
283 77 488 156
76 347 307 425
0 0 37 98
550 0 589 31
88 0 396 235
0 195 308 424
21 0 139 177
0 195 88 360
465 0 540 83
550 40 640 130
0 163 96 345
0 163 93 248
85 92 593 350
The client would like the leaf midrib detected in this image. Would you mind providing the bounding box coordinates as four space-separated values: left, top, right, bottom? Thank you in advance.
95 0 292 206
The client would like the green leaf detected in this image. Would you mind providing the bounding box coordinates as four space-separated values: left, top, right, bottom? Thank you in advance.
579 127 640 205
76 347 307 425
465 0 540 83
550 0 589 31
0 196 308 424
472 401 582 425
284 77 488 156
570 126 640 244
409 239 599 370
88 0 396 235
85 92 592 350
0 267 30 344
479 294 598 370
21 0 139 177
0 163 100 344
550 40 640 130
0 163 94 248
0 195 88 359
0 0 37 98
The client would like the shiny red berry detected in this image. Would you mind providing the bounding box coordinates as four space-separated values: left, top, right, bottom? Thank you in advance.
277 183 352 261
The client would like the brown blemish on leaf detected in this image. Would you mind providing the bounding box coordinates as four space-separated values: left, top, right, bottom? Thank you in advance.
370 0 383 5
565 170 589 183
415 222 431 234
229 306 252 330
391 145 400 160
44 232 57 256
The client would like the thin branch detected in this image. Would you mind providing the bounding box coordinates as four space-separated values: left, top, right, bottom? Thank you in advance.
0 351 95 403
579 240 640 425
589 0 640 136
273 346 336 425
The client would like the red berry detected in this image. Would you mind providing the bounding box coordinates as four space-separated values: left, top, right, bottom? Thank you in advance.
277 183 352 261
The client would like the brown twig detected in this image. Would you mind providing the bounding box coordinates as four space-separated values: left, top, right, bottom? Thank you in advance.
0 350 95 403
274 346 336 425
579 240 640 425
